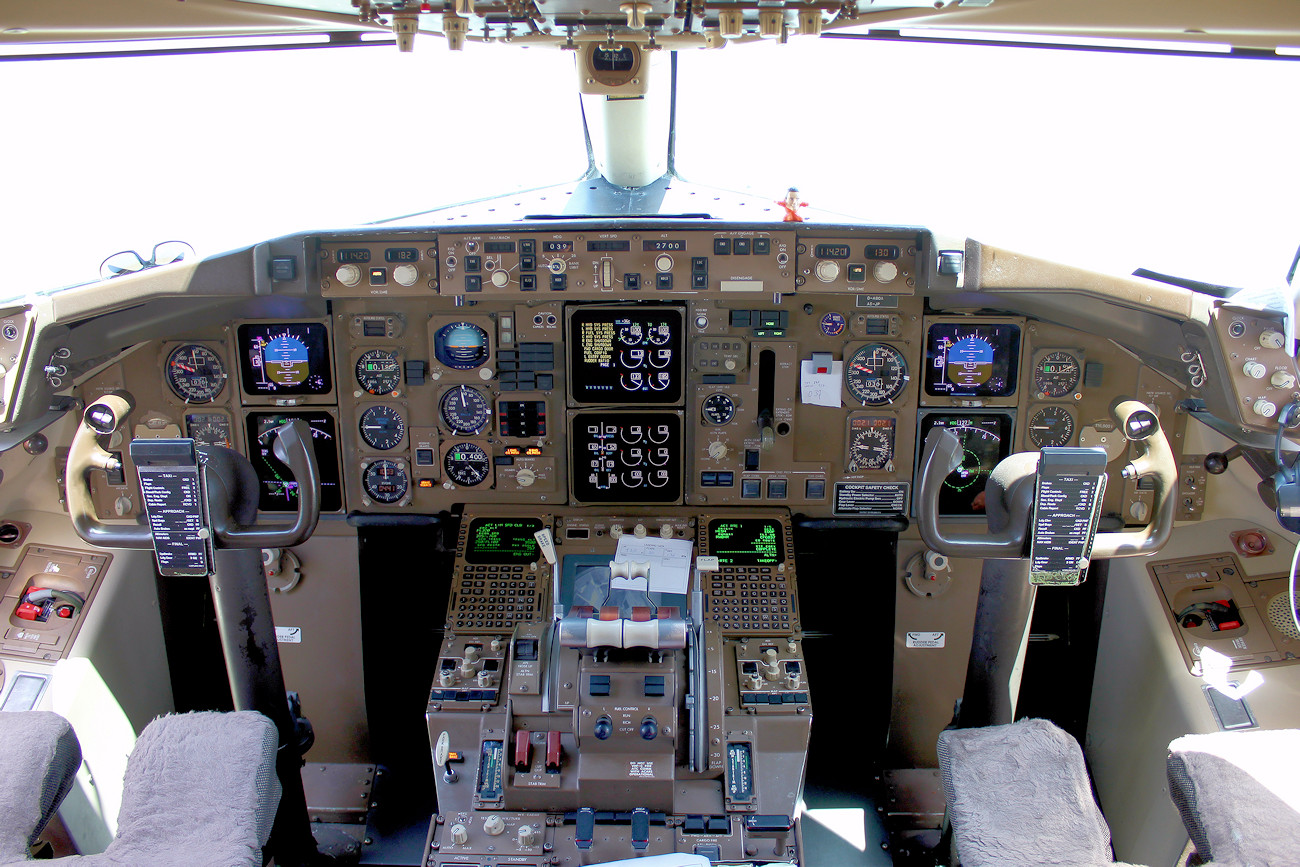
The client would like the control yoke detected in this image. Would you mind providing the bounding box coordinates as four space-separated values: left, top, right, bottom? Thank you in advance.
66 392 320 551
917 398 1177 560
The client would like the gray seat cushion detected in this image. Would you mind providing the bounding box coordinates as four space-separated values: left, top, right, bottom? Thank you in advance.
937 718 1118 867
76 711 281 867
0 711 82 862
1167 729 1300 867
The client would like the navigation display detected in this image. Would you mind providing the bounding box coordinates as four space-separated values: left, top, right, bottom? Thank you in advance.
568 306 683 405
918 412 1014 516
237 323 332 396
465 517 544 564
569 410 682 504
708 518 784 566
245 411 343 512
923 322 1021 398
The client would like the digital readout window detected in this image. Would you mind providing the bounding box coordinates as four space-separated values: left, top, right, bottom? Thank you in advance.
708 518 785 566
465 518 543 564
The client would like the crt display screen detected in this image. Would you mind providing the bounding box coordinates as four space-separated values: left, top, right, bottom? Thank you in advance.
923 322 1021 398
918 412 1014 516
708 518 784 566
238 323 332 396
465 518 543 564
245 411 343 512
570 410 682 504
568 306 683 405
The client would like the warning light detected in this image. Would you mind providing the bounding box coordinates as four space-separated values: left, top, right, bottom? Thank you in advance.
526 447 542 455
418 479 435 488
504 447 521 456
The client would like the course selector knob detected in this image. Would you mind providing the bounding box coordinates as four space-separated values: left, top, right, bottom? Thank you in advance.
873 261 899 283
815 260 840 283
393 264 419 286
335 264 362 287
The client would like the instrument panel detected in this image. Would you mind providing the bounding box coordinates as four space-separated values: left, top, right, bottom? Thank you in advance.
81 224 1196 527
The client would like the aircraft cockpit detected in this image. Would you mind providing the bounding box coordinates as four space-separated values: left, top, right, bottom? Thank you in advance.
1 2 1299 866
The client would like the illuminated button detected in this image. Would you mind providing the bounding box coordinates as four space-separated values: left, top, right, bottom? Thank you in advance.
847 263 867 282
369 267 387 285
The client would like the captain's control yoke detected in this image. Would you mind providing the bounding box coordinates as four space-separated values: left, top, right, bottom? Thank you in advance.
66 392 322 866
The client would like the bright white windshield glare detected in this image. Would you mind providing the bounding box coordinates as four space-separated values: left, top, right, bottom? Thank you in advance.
676 37 1300 291
0 40 588 296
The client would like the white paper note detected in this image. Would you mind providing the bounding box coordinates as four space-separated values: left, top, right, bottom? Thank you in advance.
613 535 695 595
800 359 843 408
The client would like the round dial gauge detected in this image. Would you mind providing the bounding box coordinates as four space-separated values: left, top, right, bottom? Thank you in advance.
444 442 490 487
359 405 405 451
356 349 401 395
1027 405 1076 448
1034 352 1081 399
701 392 736 425
845 343 910 405
363 460 409 504
165 344 227 403
439 386 491 434
185 413 233 448
848 422 895 471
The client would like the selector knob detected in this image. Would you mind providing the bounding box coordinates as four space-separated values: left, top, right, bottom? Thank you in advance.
1243 361 1267 379
491 269 510 288
708 441 730 460
873 261 899 283
747 673 763 690
548 258 566 274
518 825 539 847
449 824 469 845
655 254 674 273
660 524 673 539
634 523 648 538
463 645 480 663
815 260 840 283
1272 370 1296 389
1260 329 1286 350
439 670 456 688
335 264 362 287
594 716 613 740
516 468 537 487
762 648 781 681
786 672 802 689
491 638 503 652
393 264 419 286
483 815 505 837
477 669 495 687
640 717 659 740
610 525 623 539
1255 399 1278 418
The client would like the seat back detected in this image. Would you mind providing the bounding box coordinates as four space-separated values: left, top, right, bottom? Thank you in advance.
0 711 82 863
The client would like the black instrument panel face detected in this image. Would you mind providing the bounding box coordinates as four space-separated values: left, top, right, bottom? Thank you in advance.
923 321 1021 399
237 323 332 397
707 518 785 566
567 306 684 406
245 411 343 513
465 517 543 564
916 411 1014 517
569 410 682 504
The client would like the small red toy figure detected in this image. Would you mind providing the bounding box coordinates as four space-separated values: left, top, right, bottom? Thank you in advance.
778 187 808 222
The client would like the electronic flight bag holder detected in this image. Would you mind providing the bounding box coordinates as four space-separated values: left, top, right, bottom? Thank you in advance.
129 438 215 578
1029 446 1109 587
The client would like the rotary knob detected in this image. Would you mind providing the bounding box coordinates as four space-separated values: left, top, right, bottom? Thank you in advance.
515 467 536 487
1254 399 1278 418
634 523 648 538
335 264 362 287
708 441 730 460
548 258 566 274
655 254 674 273
1259 329 1286 350
762 647 781 681
660 524 673 539
1243 361 1267 379
491 269 510 288
518 825 539 847
610 525 624 539
439 669 456 687
1272 370 1297 389
815 260 840 283
483 815 505 836
449 824 469 845
873 261 899 283
393 264 419 286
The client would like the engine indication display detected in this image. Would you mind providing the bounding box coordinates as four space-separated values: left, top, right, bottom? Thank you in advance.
1033 351 1082 399
846 415 896 472
362 459 408 504
570 410 682 504
237 323 332 396
165 344 228 403
708 518 784 566
918 412 1014 516
844 343 909 405
355 349 401 395
568 306 683 405
245 411 342 512
924 322 1021 398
